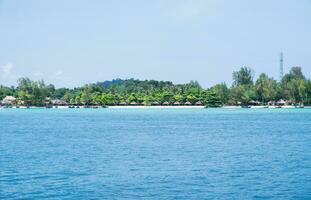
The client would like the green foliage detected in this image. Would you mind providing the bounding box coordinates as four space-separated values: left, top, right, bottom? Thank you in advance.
230 85 255 105
232 67 254 86
210 83 229 104
205 90 222 108
1 67 310 106
281 67 308 104
254 73 279 103
16 78 48 106
0 85 15 100
173 94 183 102
81 85 93 105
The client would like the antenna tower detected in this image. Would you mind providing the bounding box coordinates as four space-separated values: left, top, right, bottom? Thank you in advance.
280 52 284 81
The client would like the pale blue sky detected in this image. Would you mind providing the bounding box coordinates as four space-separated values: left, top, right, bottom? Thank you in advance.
0 0 310 87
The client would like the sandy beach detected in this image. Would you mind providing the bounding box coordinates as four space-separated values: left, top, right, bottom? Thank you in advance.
1 105 310 109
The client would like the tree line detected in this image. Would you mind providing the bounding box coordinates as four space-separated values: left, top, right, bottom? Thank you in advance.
1 66 310 106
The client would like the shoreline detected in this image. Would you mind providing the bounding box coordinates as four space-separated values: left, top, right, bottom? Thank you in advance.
1 105 310 109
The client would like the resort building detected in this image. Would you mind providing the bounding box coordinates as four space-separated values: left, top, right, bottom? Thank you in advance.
267 101 275 106
184 101 192 106
130 101 138 106
119 101 127 106
276 99 286 106
151 101 160 106
1 96 17 106
162 101 170 106
51 99 68 106
195 101 203 106
173 101 181 106
249 100 261 106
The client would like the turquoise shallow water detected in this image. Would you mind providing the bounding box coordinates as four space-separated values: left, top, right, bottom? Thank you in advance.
0 108 311 199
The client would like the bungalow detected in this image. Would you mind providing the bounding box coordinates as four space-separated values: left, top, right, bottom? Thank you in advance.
276 99 286 106
285 100 293 105
45 97 53 108
17 100 25 106
151 101 160 106
195 101 203 106
1 96 16 106
173 101 181 106
162 101 170 106
184 101 192 106
51 99 68 106
130 101 138 106
249 100 261 106
119 101 127 106
226 100 236 106
267 101 275 106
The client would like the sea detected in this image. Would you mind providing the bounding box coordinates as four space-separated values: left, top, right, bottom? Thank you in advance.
1 108 311 199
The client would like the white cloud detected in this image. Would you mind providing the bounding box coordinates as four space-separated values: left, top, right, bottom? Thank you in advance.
1 63 13 77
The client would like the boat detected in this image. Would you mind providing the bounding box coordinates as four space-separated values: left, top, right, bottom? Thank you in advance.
295 104 304 108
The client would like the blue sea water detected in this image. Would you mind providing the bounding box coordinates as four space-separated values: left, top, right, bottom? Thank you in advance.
0 108 311 199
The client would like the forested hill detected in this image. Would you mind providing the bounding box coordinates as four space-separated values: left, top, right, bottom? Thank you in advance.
0 66 310 106
97 79 199 95
102 79 124 87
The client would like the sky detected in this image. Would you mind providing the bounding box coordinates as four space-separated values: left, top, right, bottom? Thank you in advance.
0 0 310 88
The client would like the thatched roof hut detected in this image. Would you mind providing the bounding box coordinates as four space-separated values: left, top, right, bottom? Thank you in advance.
17 100 25 106
2 96 16 105
45 97 52 105
184 101 192 105
267 101 275 106
119 101 127 106
151 101 160 106
276 99 286 105
130 101 138 106
226 100 236 106
285 100 292 105
195 101 203 106
51 99 68 106
173 101 181 105
249 100 261 106
162 101 170 106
